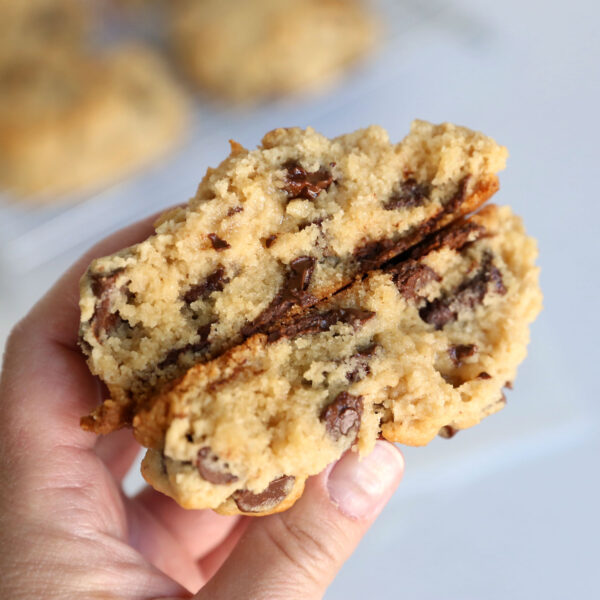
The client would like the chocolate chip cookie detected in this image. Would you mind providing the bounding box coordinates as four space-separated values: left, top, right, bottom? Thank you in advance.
169 0 379 102
79 120 507 433
132 205 541 514
0 0 87 58
0 45 187 200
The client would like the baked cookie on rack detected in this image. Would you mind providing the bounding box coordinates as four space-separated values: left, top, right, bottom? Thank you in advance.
79 120 508 432
132 205 541 514
169 0 379 102
0 45 188 201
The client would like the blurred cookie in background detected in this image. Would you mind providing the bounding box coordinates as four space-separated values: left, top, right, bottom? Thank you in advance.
0 46 188 201
0 0 88 56
169 0 380 102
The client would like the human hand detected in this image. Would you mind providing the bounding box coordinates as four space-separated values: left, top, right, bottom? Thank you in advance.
0 215 404 599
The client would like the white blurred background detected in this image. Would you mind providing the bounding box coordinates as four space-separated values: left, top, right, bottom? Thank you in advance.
0 1 598 598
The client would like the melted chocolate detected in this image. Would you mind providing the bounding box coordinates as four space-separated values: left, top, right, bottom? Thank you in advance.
438 425 459 439
264 234 277 248
419 252 506 329
266 307 374 343
208 234 231 251
196 447 238 484
241 256 317 338
90 270 126 339
227 206 243 216
283 161 334 200
448 344 478 366
354 177 471 269
232 475 295 513
345 344 378 383
183 267 229 304
157 323 212 369
384 179 431 210
320 392 363 441
389 259 441 302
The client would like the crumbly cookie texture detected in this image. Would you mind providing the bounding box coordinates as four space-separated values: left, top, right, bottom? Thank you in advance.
0 45 187 200
169 0 379 102
133 205 541 514
79 121 507 432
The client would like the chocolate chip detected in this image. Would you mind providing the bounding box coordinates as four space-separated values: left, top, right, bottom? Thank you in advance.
208 234 231 251
419 252 506 330
419 300 456 329
448 344 478 366
354 177 472 270
157 324 212 369
353 237 401 272
504 381 513 389
345 344 378 383
89 270 126 339
264 234 277 248
227 206 243 216
283 161 334 200
438 425 459 439
241 257 318 339
298 218 324 231
384 179 431 210
90 270 122 298
390 259 441 302
287 256 315 294
266 307 374 343
196 447 239 485
233 475 295 513
320 392 363 441
478 371 492 379
183 267 229 304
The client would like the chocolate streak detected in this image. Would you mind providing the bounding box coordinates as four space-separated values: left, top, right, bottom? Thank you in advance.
233 475 295 513
241 256 317 338
89 269 125 339
183 267 229 304
355 176 472 270
157 323 212 369
419 252 506 330
266 307 374 343
384 179 431 210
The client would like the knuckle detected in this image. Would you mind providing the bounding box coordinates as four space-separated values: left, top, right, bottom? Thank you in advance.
262 512 340 587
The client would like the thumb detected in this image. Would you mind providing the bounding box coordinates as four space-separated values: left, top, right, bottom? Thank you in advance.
195 441 404 600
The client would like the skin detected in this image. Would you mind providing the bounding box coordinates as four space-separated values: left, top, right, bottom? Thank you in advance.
0 214 404 599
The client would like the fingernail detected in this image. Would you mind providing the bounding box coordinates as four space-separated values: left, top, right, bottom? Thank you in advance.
326 441 404 519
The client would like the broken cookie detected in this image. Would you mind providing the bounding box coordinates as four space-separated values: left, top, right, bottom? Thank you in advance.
130 205 541 514
79 120 507 433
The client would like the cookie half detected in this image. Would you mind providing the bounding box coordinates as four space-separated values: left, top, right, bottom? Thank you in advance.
0 45 187 200
132 205 541 514
169 0 379 102
79 121 507 432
